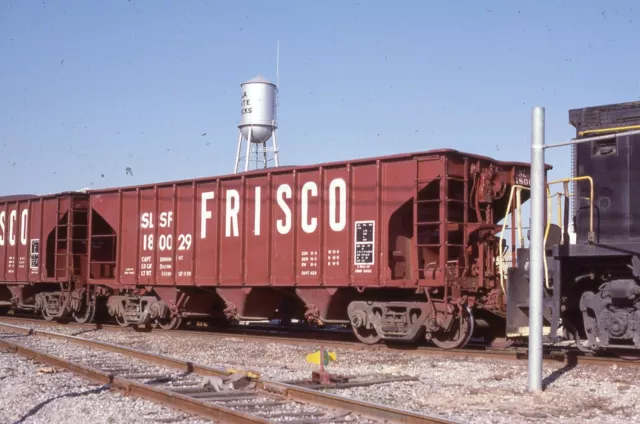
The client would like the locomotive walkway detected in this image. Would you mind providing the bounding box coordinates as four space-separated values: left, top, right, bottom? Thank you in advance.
0 321 457 424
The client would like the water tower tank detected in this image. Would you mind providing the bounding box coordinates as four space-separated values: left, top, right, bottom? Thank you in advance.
238 76 277 144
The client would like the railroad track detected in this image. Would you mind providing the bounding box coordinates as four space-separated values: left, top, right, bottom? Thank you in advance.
0 321 456 424
3 315 640 368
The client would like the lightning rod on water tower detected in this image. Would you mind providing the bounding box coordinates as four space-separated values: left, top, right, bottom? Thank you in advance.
234 75 280 173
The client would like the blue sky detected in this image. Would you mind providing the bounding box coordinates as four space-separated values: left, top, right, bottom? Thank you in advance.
0 0 638 197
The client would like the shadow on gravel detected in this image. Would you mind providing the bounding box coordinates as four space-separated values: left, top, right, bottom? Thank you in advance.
542 363 576 390
12 384 111 424
69 329 101 337
0 334 29 339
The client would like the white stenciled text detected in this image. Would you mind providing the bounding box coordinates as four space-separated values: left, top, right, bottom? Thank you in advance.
138 210 193 278
0 209 29 247
199 178 347 240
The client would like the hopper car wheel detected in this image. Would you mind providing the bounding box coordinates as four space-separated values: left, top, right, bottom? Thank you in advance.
41 307 55 322
353 326 382 344
155 317 183 330
73 302 96 324
350 308 382 344
431 307 475 349
115 314 129 327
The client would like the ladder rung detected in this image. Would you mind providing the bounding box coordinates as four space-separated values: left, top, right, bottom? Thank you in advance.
446 244 465 247
417 244 440 247
447 176 465 182
91 234 116 239
448 199 465 203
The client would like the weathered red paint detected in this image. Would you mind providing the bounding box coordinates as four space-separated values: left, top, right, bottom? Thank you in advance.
0 149 541 327
0 150 533 289
0 195 57 283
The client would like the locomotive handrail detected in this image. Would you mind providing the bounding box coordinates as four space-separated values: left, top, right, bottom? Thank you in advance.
557 192 566 243
498 176 594 294
497 186 564 294
516 188 524 247
543 176 594 289
543 191 566 290
545 176 595 243
545 189 569 245
498 184 530 294
578 124 640 137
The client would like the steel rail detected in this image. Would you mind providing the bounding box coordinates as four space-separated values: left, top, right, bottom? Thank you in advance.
0 321 457 424
3 316 640 368
0 337 270 423
0 316 522 361
0 322 230 378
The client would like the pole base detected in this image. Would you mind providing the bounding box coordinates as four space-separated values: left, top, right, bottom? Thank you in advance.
311 370 349 385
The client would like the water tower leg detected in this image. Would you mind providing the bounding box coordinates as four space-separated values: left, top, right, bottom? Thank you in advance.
272 129 280 167
244 130 252 172
234 132 243 174
262 141 268 168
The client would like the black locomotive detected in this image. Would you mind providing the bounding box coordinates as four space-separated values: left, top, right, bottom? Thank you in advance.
506 101 640 353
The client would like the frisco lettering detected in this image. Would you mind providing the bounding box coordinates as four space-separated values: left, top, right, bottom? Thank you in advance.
200 178 347 239
0 209 29 247
0 178 348 253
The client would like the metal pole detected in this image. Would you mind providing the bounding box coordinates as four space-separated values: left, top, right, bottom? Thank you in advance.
529 106 545 392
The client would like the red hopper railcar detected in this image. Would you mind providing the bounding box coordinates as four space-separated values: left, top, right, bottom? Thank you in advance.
0 149 538 348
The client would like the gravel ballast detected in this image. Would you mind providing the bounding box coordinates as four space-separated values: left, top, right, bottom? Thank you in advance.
0 345 214 424
0 327 379 424
3 321 640 424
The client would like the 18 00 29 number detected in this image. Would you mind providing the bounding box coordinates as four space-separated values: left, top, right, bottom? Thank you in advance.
142 233 193 251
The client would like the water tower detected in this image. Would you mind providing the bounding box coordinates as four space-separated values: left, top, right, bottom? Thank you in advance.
234 75 280 173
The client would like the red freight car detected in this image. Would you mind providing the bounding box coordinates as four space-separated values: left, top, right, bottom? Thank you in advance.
0 149 540 348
